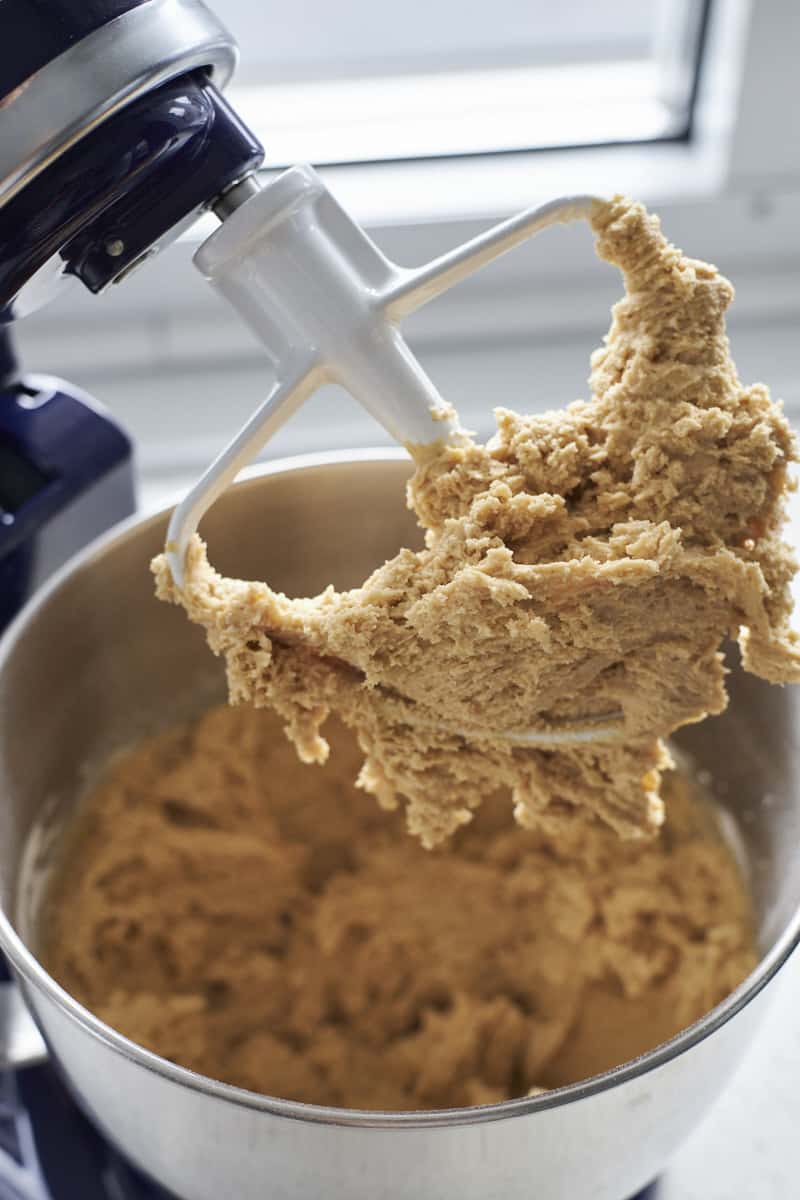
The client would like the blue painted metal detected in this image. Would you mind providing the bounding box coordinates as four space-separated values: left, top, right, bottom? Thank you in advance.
0 336 16 389
0 72 263 318
0 374 133 631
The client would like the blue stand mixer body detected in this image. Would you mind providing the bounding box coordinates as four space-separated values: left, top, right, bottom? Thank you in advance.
0 332 135 633
0 0 263 628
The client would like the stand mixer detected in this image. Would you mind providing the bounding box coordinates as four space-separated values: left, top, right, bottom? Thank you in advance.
2 0 618 739
0 3 660 1197
0 0 266 628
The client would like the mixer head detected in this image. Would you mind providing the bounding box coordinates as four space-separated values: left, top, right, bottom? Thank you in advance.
0 0 264 320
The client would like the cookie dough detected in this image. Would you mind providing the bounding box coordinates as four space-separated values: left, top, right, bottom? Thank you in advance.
39 706 756 1110
153 197 800 847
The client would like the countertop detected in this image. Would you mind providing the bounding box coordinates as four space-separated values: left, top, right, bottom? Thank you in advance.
658 947 799 1199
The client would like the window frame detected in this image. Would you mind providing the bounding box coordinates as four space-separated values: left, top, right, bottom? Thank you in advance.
225 0 711 171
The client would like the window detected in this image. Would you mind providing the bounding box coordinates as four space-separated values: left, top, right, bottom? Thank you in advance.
221 0 710 165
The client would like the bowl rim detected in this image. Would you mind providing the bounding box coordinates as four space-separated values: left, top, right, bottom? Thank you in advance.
1 446 799 1130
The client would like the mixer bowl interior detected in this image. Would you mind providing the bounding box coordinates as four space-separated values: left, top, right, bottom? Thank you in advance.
3 451 800 955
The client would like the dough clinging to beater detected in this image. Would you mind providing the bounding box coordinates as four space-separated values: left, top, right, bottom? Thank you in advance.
154 197 800 847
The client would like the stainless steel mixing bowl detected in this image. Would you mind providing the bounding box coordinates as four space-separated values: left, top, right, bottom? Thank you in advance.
1 450 799 1200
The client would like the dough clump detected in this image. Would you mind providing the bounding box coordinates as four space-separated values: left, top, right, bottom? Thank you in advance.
153 197 800 847
40 707 756 1110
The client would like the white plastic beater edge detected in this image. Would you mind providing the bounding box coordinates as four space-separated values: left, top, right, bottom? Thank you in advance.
165 166 598 589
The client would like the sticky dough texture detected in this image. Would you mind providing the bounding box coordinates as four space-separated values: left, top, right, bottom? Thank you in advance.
153 197 800 847
40 707 757 1110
